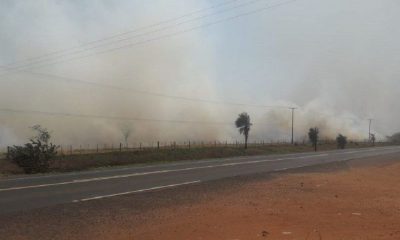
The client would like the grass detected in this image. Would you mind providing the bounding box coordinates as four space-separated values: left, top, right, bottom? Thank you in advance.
0 142 392 175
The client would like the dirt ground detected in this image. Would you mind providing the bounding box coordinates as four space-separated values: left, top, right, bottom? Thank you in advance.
1 154 400 240
126 159 400 240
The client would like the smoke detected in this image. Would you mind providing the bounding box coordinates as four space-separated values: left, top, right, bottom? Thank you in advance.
0 0 399 148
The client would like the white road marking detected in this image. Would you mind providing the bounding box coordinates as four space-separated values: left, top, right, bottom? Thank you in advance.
2 146 400 192
0 154 329 192
1 146 398 182
72 180 201 202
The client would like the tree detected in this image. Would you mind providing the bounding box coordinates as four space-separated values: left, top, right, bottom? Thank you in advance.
387 132 400 143
308 128 319 152
8 125 58 174
336 134 347 149
370 133 376 146
120 125 132 147
235 112 252 149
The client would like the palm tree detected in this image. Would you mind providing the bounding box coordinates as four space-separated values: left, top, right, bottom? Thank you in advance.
235 112 252 149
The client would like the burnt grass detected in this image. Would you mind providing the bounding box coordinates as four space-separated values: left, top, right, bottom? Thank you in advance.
0 142 389 175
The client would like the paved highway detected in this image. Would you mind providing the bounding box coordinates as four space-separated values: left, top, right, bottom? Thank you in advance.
1 146 400 214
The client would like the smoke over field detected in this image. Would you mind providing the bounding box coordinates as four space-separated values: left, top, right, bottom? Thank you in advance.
0 0 399 148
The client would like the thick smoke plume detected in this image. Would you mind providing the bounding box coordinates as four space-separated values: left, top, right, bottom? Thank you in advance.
0 0 399 149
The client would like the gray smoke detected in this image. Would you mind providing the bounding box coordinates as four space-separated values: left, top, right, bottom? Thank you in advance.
0 0 399 149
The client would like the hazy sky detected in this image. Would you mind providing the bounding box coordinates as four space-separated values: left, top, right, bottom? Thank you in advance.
0 0 399 147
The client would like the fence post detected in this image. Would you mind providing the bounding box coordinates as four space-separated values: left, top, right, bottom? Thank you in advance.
119 143 122 152
188 141 191 149
70 145 72 155
7 146 10 159
97 144 99 153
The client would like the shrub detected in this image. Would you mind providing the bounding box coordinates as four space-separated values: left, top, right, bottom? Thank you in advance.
336 134 347 149
8 125 58 174
308 128 319 151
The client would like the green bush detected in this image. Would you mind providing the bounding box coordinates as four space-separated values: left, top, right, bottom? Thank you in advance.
9 125 58 174
336 134 347 149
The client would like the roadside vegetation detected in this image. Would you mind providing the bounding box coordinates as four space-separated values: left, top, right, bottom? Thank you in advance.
0 141 392 175
235 112 252 149
0 122 398 175
336 134 348 149
308 128 319 151
8 125 59 174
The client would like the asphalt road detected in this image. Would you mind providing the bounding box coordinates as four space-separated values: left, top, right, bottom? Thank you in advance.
1 146 400 214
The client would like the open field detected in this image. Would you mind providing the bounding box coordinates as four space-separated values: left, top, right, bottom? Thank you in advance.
0 142 391 175
0 148 399 239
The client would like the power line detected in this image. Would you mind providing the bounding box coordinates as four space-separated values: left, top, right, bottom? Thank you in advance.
0 0 266 73
0 0 297 76
0 0 240 69
0 108 281 126
304 109 364 122
12 70 294 109
0 108 232 125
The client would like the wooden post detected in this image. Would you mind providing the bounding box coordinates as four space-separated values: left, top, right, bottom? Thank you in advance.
188 141 191 149
7 146 10 159
70 145 72 155
96 144 99 153
119 143 122 152
157 141 160 150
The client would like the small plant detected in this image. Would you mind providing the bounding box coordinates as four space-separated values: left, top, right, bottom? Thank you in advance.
336 134 347 149
8 125 58 174
308 128 319 152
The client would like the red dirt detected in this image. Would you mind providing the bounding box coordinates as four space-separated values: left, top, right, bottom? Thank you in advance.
125 162 400 239
1 155 400 240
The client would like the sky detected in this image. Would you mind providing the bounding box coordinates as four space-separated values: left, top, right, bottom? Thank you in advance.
0 0 399 148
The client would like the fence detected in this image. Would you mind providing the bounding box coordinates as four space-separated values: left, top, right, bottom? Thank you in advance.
57 140 300 156
1 139 383 158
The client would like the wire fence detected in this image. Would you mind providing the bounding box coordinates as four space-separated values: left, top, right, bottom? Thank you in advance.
56 140 291 156
0 139 383 159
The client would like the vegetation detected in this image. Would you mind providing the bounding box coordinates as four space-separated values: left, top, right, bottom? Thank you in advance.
120 125 132 146
308 128 319 152
235 112 252 149
336 134 348 149
387 132 400 143
8 125 58 174
0 141 394 175
370 133 376 146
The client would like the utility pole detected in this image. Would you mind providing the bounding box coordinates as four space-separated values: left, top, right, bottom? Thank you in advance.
368 118 373 141
290 107 296 144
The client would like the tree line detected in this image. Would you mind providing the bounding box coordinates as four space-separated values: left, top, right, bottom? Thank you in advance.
3 112 393 174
